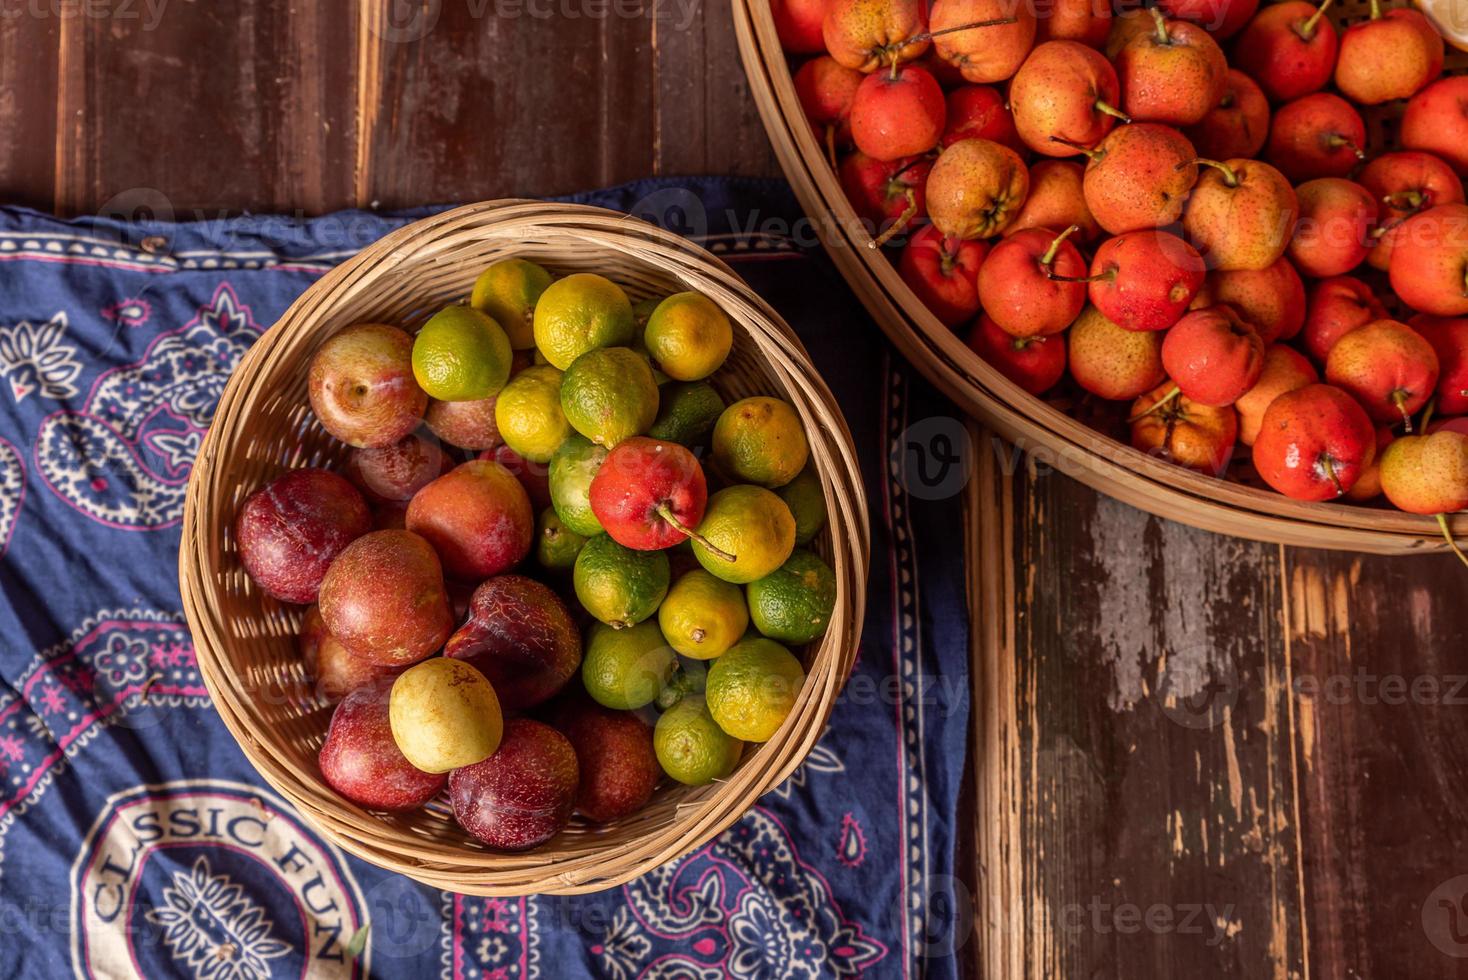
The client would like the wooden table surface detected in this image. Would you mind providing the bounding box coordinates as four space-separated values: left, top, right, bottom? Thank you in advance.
6 4 1467 978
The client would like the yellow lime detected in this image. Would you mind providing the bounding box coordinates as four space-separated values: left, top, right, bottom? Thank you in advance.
644 292 734 381
658 569 749 660
533 273 636 369
549 433 608 537
573 533 670 628
654 694 743 785
705 637 805 743
493 364 569 463
470 258 551 349
746 550 836 645
711 396 809 488
582 620 678 709
561 347 660 448
692 485 796 584
411 305 513 401
776 466 826 545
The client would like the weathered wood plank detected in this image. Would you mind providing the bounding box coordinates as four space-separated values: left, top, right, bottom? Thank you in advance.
0 5 59 211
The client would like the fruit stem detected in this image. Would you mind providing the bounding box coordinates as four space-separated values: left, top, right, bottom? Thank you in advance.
655 504 737 563
1049 135 1100 160
1320 454 1345 497
825 124 838 172
1094 100 1131 123
1421 396 1437 432
1325 134 1365 160
1368 0 1381 20
1436 513 1468 570
1383 189 1426 211
868 189 919 249
1392 389 1414 432
1299 0 1334 40
1192 158 1240 188
1149 6 1170 44
910 16 1019 45
1039 224 1080 268
1128 386 1181 423
1045 271 1109 283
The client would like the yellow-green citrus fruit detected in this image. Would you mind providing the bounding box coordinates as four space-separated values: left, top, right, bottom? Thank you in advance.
648 381 725 447
746 549 837 645
533 273 636 369
692 485 796 584
470 258 551 349
776 466 827 545
494 364 570 463
582 620 678 710
705 637 805 743
411 305 513 401
654 694 744 785
573 533 670 628
388 658 503 772
644 291 734 381
535 507 587 571
658 569 750 659
560 347 660 448
549 433 608 537
711 396 809 488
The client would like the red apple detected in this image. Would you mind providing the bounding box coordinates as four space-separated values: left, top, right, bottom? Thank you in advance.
1410 314 1468 416
1301 276 1387 362
1253 383 1377 499
1390 204 1468 317
965 314 1067 394
1087 230 1205 333
1265 94 1366 185
1360 151 1465 271
1232 0 1338 103
237 468 372 604
773 0 828 52
1184 69 1269 162
1161 306 1267 407
794 55 864 157
898 224 988 326
1401 76 1468 177
589 437 712 550
941 85 1023 155
406 459 534 580
1325 319 1441 428
840 151 931 243
977 226 1088 337
1288 177 1374 278
850 64 946 162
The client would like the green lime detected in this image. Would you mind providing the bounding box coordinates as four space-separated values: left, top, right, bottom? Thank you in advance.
412 305 513 401
535 507 587 571
632 295 663 333
654 694 743 785
658 569 749 660
746 550 836 645
705 637 805 743
561 347 660 448
711 396 809 488
776 467 826 546
582 620 678 710
656 658 709 710
692 485 796 584
471 258 551 349
644 292 734 382
549 433 608 537
573 533 670 628
493 364 569 463
533 273 636 369
648 381 726 447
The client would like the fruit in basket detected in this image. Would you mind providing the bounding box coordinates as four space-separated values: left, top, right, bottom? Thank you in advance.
1193 258 1306 344
1346 425 1395 501
850 64 945 161
1114 8 1227 127
318 529 454 665
649 381 726 446
1401 77 1468 176
1005 160 1099 243
1182 158 1297 271
643 292 734 381
1389 204 1468 316
1086 230 1205 333
533 273 636 370
411 305 513 402
549 434 609 536
388 657 502 773
1302 276 1386 362
554 698 660 823
405 459 534 579
1008 41 1127 158
1288 178 1375 278
840 152 932 241
449 718 578 850
660 568 750 659
1160 306 1266 407
1158 0 1258 39
1067 305 1167 400
574 534 671 628
307 323 426 448
822 0 930 71
299 605 403 702
425 395 501 450
712 396 810 488
773 0 829 52
344 430 449 504
1361 151 1465 271
777 467 828 545
977 225 1088 337
1077 123 1198 234
445 575 581 711
482 444 551 510
1129 383 1239 474
965 314 1067 394
236 468 372 604
706 637 806 742
590 437 713 551
941 85 1023 153
1235 344 1320 445
1325 320 1440 428
1334 0 1443 106
1412 314 1468 415
1185 70 1269 162
319 683 445 811
534 508 586 571
1252 383 1377 498
1036 0 1111 47
1232 0 1338 103
561 346 660 448
1265 94 1366 184
927 138 1030 240
1379 430 1468 521
747 549 838 645
794 56 864 160
582 619 678 708
471 258 551 350
929 0 1037 84
494 364 569 462
897 225 987 326
655 694 744 786
693 485 797 583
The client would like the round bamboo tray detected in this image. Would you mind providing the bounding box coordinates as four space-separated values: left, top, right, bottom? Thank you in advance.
732 0 1467 555
179 200 870 895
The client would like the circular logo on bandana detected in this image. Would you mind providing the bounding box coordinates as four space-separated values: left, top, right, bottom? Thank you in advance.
70 780 367 979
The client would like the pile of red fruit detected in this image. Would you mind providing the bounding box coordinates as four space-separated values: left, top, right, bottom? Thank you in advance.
777 0 1468 556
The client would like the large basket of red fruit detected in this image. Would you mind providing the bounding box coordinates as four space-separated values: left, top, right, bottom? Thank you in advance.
179 199 869 895
735 0 1468 556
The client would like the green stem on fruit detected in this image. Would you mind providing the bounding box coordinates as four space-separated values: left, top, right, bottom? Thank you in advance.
1320 454 1345 497
1383 189 1426 211
825 124 838 173
1392 389 1415 432
1039 224 1080 269
1421 396 1437 432
1325 134 1366 161
1149 6 1170 44
1436 513 1468 570
1191 158 1240 188
868 189 919 249
655 504 736 563
1298 0 1334 41
1128 386 1181 423
1094 100 1131 123
1368 0 1382 21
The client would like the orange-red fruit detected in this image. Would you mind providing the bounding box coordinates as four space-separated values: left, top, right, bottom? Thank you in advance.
1009 41 1124 158
941 85 1023 155
927 138 1030 239
823 0 928 72
1185 69 1269 162
1334 8 1443 106
1192 257 1307 345
1114 10 1228 126
1082 124 1198 234
1157 0 1259 39
898 225 988 326
850 64 945 161
840 152 930 232
1252 384 1377 500
555 699 662 824
793 55 864 150
307 323 425 449
1088 231 1205 333
318 530 454 667
1005 160 1099 243
1389 204 1468 317
976 227 1088 337
1346 425 1396 501
1360 152 1466 272
1161 306 1267 407
1302 276 1387 362
1129 383 1239 474
1325 319 1441 427
1411 314 1468 416
1182 158 1298 271
966 314 1068 395
1235 345 1320 446
1288 178 1375 278
1036 0 1112 47
772 0 828 52
1232 0 1339 103
405 459 534 580
929 0 1037 84
1265 94 1366 185
1401 76 1468 177
1068 305 1167 400
299 605 403 703
1378 431 1468 514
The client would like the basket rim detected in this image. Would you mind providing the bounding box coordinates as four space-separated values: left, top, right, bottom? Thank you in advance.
180 199 872 895
731 0 1464 556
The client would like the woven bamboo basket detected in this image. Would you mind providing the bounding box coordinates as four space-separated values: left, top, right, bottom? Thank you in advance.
179 200 870 896
732 0 1468 555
